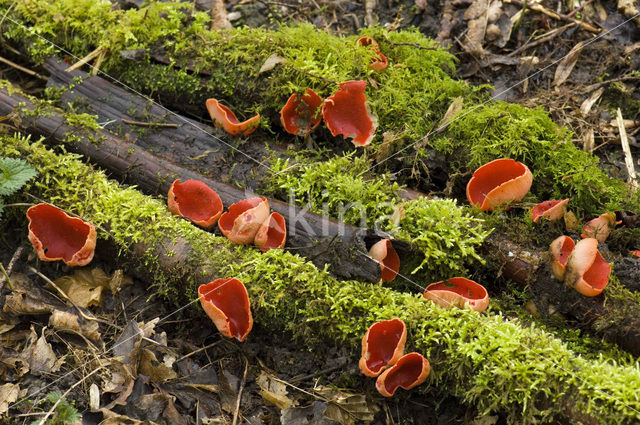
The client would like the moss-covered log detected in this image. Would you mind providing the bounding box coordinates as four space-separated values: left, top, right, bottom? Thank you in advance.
4 134 640 425
2 0 638 215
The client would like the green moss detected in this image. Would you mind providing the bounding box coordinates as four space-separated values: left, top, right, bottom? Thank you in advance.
4 133 640 424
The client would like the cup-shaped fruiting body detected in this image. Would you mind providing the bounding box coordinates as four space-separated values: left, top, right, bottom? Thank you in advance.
321 81 378 147
549 235 575 281
466 158 533 211
280 89 323 136
564 238 611 297
531 199 570 223
631 250 640 258
167 179 223 229
356 36 388 71
423 277 489 313
198 278 253 342
375 352 430 397
26 203 97 267
254 212 287 252
218 197 270 245
359 318 407 377
581 213 616 242
368 239 400 282
206 99 260 136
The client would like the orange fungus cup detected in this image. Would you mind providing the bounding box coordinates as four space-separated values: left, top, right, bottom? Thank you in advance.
356 36 388 71
280 89 323 136
321 80 378 147
205 98 260 136
167 179 223 229
198 278 253 342
581 212 616 242
531 199 570 223
218 197 270 245
254 212 287 252
564 238 611 297
375 352 430 397
423 277 489 313
368 239 400 282
466 158 533 211
359 318 407 377
549 235 575 281
26 203 97 267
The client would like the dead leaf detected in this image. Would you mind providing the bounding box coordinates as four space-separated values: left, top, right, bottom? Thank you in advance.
564 211 580 231
439 96 464 129
390 204 406 227
471 415 499 425
580 87 604 117
183 383 220 393
256 371 295 409
113 320 142 366
583 129 595 152
98 408 154 425
315 387 376 425
259 53 287 74
0 383 21 416
415 0 428 10
139 349 177 383
281 401 335 425
217 368 239 413
211 0 232 30
49 309 102 343
21 328 64 374
54 268 132 308
553 41 586 87
375 131 399 162
618 0 640 19
89 383 100 412
3 292 55 315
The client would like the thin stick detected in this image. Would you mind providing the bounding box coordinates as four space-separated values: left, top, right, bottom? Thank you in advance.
0 55 48 80
232 356 248 425
176 340 222 362
90 48 106 76
0 245 25 291
616 108 638 189
121 118 178 128
65 46 103 72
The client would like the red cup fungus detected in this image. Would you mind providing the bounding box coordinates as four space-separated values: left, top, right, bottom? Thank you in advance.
355 36 388 71
531 199 570 223
466 158 533 211
581 212 616 242
375 352 430 397
26 203 97 267
280 89 323 136
199 278 253 342
423 277 489 313
564 238 610 297
631 250 640 258
549 235 575 281
368 239 400 282
206 98 260 136
167 179 223 229
218 197 270 245
321 80 378 147
359 318 407 377
254 212 287 252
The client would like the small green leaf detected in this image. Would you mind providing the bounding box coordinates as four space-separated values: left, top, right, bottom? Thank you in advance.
0 157 37 196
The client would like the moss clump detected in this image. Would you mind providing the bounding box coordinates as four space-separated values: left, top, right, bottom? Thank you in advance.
4 133 640 424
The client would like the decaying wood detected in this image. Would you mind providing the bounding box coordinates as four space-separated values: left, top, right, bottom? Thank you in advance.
0 84 391 283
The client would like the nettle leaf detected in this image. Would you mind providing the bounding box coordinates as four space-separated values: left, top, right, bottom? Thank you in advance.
0 157 37 196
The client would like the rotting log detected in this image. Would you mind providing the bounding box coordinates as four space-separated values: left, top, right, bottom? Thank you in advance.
34 66 640 357
0 83 391 282
3 133 640 425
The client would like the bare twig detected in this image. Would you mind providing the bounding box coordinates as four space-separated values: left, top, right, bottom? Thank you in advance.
121 118 178 128
232 356 249 425
0 245 26 291
176 340 223 362
616 108 638 189
65 46 104 72
0 55 47 80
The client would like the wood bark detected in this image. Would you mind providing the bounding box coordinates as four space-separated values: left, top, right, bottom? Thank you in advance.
0 83 393 283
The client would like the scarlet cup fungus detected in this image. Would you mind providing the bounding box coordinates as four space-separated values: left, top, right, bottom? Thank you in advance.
359 318 407 377
205 99 260 136
631 250 640 258
218 197 270 245
549 235 576 281
531 199 570 223
280 89 323 136
375 352 430 397
167 179 223 229
466 158 533 211
564 238 611 297
198 278 253 341
321 80 378 147
368 239 400 282
355 36 388 71
254 212 287 252
423 277 489 313
26 203 97 267
581 213 616 242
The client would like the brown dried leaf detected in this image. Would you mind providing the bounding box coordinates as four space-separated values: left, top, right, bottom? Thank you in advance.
580 87 604 117
553 41 586 87
48 309 101 343
3 292 55 315
314 386 376 425
259 53 287 74
439 96 464 129
256 371 295 410
54 268 132 308
139 349 177 383
0 383 20 416
21 328 64 374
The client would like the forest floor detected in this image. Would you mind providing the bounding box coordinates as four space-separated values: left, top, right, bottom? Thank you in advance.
1 1 640 425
